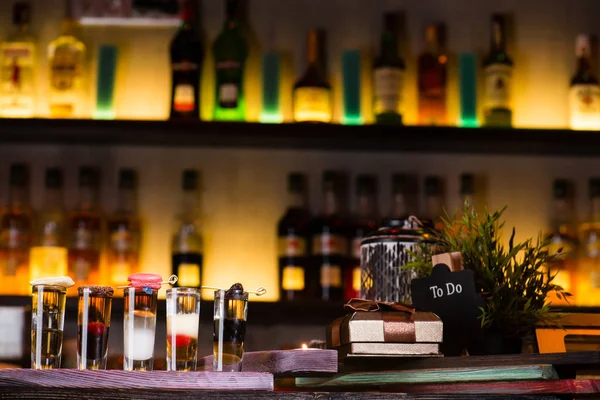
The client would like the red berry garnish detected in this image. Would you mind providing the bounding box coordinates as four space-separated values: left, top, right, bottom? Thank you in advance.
167 334 192 347
87 322 107 336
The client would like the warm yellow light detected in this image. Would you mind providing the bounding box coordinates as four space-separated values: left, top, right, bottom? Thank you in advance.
29 246 68 281
301 343 308 350
177 263 201 287
282 266 304 291
293 87 331 123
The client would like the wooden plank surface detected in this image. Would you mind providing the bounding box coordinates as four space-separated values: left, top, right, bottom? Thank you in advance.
296 365 558 389
383 379 600 395
341 351 600 373
0 388 565 400
199 349 338 377
0 369 273 391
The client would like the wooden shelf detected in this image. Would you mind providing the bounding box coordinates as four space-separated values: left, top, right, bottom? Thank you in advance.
0 296 344 326
1 118 599 156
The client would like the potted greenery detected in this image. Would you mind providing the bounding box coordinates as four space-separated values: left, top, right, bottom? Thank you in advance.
406 204 570 355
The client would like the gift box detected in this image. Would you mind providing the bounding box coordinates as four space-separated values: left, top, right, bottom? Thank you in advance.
337 342 440 357
327 311 443 349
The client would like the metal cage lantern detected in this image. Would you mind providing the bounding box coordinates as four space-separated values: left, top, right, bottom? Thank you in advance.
360 216 427 303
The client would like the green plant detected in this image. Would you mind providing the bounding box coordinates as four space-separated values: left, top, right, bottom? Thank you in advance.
406 203 570 335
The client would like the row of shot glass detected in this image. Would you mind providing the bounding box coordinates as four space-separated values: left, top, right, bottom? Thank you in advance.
30 275 250 372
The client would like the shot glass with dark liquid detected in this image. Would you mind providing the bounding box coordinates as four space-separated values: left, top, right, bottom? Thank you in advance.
213 284 248 372
166 287 200 371
77 285 114 370
123 273 161 371
31 277 72 369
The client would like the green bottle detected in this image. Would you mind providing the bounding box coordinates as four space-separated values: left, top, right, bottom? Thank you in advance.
212 0 248 121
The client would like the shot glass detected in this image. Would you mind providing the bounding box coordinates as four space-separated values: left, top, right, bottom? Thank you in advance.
123 273 161 371
213 288 248 372
77 285 114 370
31 284 68 369
166 287 200 371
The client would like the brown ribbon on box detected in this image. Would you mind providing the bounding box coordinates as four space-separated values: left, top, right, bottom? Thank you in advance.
328 299 416 348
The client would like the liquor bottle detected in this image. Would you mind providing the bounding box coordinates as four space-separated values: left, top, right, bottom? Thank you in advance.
483 14 513 127
0 164 32 295
172 169 203 288
382 173 418 227
417 24 447 125
546 179 578 305
68 167 102 288
278 173 310 301
346 175 378 301
47 0 86 118
169 0 203 120
107 169 141 286
0 2 36 118
30 168 68 281
423 176 444 230
293 29 332 123
309 171 348 301
373 13 405 124
577 178 600 306
212 0 248 122
569 34 600 130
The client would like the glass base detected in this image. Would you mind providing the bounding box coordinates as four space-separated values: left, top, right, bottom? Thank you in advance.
78 355 108 370
167 357 197 372
124 357 153 371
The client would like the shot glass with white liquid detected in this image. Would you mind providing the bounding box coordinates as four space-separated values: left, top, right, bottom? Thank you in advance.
166 287 200 371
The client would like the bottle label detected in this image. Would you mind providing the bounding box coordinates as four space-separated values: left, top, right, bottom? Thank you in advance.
293 87 331 122
418 65 446 124
570 84 600 128
320 264 342 288
51 47 79 91
173 84 195 112
374 67 403 114
352 265 361 292
484 64 512 110
110 228 139 253
218 83 239 108
586 232 600 258
0 227 27 249
278 235 307 257
72 224 100 250
172 61 199 72
177 263 201 287
312 233 348 256
1 43 35 114
282 265 305 291
73 257 90 281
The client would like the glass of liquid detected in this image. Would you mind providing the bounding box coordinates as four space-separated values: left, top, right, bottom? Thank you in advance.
166 287 200 371
213 285 248 372
123 285 158 371
77 285 113 369
31 281 69 369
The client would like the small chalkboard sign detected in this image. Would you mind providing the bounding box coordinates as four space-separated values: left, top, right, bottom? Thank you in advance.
411 263 484 356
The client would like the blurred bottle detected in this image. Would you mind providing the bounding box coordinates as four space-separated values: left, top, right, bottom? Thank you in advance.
172 169 203 288
169 0 203 120
546 179 578 305
423 176 444 230
293 29 332 123
569 34 600 130
417 24 447 125
212 0 248 121
483 14 513 127
373 13 404 124
382 173 418 227
107 169 141 287
68 167 102 287
278 173 310 301
459 173 475 209
48 0 86 118
30 168 67 281
346 175 378 301
0 2 36 118
577 178 600 306
0 164 32 295
309 171 348 301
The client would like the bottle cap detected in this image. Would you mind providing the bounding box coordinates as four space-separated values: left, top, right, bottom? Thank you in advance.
460 173 475 196
119 168 137 190
182 169 198 191
288 172 306 193
127 273 163 290
590 178 600 198
45 168 63 189
424 176 441 196
79 166 99 187
356 174 377 195
30 276 74 288
553 179 569 199
576 34 591 58
9 164 29 187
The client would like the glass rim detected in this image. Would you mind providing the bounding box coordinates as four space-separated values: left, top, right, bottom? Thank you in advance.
122 286 159 294
166 287 201 295
78 285 114 297
213 289 248 300
31 284 67 292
